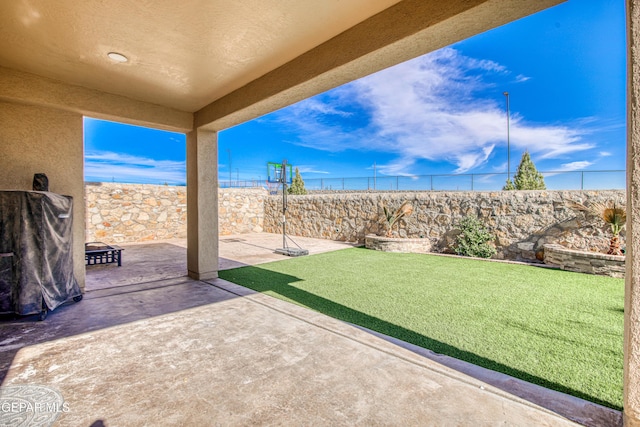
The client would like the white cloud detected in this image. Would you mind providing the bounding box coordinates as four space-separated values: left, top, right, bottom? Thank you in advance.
492 161 509 173
271 47 594 174
272 98 363 152
557 160 594 171
375 157 418 177
85 151 185 184
599 151 612 157
297 166 330 174
292 98 352 118
510 124 592 159
542 160 595 177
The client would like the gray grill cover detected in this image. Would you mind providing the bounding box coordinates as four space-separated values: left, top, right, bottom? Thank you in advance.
0 191 81 315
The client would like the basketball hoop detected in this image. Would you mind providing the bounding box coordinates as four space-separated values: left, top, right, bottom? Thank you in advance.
267 162 293 184
268 159 308 257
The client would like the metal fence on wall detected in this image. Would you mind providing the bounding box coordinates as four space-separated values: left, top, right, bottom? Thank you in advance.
219 179 265 189
220 170 625 192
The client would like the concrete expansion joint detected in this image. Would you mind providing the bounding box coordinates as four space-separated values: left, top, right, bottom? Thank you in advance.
84 279 192 300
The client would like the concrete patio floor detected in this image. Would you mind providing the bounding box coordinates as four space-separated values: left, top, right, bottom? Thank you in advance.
0 233 622 426
83 232 357 291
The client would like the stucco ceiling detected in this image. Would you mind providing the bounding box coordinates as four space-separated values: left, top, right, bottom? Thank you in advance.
0 0 403 112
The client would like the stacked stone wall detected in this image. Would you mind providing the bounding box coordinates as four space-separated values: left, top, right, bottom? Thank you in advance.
264 190 626 262
365 234 432 253
543 244 625 278
85 183 266 243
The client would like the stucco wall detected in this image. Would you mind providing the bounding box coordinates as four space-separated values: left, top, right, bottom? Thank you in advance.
85 183 266 243
625 1 640 423
264 190 626 262
0 101 86 290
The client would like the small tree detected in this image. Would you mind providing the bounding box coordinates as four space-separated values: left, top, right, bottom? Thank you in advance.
287 167 307 195
505 151 546 190
453 216 496 258
502 179 516 190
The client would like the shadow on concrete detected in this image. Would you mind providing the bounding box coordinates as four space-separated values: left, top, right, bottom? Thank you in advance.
0 276 241 384
85 243 188 291
0 235 352 396
1 237 278 382
217 265 622 427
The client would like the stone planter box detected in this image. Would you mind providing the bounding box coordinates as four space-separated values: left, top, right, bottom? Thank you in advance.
365 234 431 254
543 244 625 278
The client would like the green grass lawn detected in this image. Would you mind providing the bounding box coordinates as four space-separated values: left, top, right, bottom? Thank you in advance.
219 247 624 410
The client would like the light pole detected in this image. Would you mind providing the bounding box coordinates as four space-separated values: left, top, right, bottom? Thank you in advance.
226 149 232 187
503 91 511 181
373 161 377 190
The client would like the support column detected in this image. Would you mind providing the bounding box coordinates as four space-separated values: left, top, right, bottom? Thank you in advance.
625 1 640 425
186 129 219 281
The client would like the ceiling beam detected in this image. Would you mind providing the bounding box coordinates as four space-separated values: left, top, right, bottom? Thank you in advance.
0 67 193 133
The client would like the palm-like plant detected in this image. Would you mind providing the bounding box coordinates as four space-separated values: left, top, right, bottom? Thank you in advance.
381 201 413 237
571 201 627 255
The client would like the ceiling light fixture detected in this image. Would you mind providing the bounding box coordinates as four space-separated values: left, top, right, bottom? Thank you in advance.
107 52 128 63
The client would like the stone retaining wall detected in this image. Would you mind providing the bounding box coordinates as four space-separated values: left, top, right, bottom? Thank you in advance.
86 183 187 243
543 244 625 278
365 234 432 253
264 190 626 262
218 188 266 235
85 183 266 243
85 184 625 265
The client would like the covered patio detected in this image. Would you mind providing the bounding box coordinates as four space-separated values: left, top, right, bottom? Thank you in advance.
0 279 583 426
0 235 619 425
1 0 640 425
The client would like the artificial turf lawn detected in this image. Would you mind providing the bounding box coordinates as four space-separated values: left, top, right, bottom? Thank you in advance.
218 247 625 410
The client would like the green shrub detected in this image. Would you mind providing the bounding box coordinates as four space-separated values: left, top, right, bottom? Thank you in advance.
453 216 496 258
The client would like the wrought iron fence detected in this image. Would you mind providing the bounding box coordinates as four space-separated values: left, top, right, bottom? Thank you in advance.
220 170 625 192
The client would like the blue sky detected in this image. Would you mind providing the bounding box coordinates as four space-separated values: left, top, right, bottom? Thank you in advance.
84 0 626 188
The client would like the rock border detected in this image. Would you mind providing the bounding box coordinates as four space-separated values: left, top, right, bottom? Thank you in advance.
543 244 625 278
365 234 432 254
